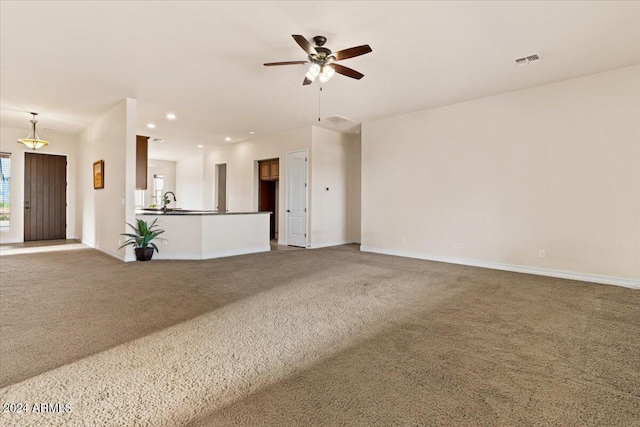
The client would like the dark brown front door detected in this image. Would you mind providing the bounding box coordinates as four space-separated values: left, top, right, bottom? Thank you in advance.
24 153 67 241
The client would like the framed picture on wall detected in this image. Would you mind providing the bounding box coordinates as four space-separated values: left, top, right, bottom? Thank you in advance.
93 160 104 189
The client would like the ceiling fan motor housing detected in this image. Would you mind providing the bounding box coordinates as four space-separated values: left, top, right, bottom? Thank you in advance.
314 47 333 61
313 35 327 47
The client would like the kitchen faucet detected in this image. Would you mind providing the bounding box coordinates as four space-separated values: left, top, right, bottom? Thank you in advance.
162 191 177 213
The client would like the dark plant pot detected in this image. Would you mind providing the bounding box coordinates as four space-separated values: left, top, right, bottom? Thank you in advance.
135 247 155 261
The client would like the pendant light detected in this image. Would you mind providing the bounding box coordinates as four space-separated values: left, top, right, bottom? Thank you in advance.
17 112 49 150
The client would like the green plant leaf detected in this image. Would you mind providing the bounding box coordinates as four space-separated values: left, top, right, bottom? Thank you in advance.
119 218 167 250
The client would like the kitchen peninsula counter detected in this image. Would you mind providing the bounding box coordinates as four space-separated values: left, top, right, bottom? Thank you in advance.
135 211 271 260
136 210 268 216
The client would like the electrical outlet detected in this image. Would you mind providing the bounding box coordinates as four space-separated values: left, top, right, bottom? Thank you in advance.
538 250 546 259
454 243 465 249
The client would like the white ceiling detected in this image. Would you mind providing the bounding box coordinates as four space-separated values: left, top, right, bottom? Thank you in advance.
1 1 639 160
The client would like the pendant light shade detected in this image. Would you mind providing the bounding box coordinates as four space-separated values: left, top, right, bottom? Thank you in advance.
17 112 49 150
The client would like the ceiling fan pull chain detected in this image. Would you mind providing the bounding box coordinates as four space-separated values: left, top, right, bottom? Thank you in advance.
318 85 323 122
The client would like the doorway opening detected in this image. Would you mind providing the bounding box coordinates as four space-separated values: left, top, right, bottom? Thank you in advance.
215 163 227 212
258 158 278 240
23 152 67 241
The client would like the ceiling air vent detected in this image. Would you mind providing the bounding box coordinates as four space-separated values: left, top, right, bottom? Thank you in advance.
318 115 360 135
514 53 542 66
323 115 356 125
149 138 165 143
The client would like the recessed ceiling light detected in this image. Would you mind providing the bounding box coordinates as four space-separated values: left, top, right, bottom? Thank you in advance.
147 123 156 129
225 137 232 141
249 131 256 135
197 144 204 148
166 113 176 120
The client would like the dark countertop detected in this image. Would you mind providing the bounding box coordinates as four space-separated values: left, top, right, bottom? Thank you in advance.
135 209 271 216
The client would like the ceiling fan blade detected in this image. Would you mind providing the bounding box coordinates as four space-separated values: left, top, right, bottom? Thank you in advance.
292 34 317 56
329 63 364 80
264 61 309 66
303 76 314 85
332 45 372 61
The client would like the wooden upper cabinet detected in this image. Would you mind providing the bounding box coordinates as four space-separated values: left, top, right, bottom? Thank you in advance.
136 135 148 190
259 158 279 181
260 162 270 180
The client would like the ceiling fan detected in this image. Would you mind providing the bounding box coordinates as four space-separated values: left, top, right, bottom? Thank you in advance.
264 35 372 85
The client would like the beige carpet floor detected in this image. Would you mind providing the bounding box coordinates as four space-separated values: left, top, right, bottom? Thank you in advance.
0 245 638 426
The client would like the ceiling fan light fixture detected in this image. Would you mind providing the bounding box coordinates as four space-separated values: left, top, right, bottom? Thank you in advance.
305 63 321 81
319 65 336 83
17 113 49 150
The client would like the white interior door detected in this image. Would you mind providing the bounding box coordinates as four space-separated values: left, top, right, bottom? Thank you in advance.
286 150 307 247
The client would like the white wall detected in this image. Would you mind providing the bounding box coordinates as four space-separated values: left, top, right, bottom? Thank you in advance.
310 127 360 247
78 98 137 261
347 135 362 244
0 126 79 243
142 159 176 208
175 155 204 210
203 127 312 244
361 65 640 285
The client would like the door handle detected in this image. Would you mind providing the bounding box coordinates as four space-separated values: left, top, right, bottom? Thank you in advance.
286 209 290 212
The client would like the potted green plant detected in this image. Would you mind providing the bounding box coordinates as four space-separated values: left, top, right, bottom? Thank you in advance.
119 218 166 261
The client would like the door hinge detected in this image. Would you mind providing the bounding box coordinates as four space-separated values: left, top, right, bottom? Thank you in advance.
304 183 307 187
305 157 307 161
304 233 307 237
304 208 306 212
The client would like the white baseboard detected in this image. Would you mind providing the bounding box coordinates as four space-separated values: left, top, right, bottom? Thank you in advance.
81 240 95 249
152 245 270 261
0 236 22 244
309 240 359 249
0 235 81 244
82 240 126 262
275 240 360 248
360 246 640 289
